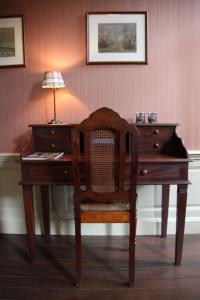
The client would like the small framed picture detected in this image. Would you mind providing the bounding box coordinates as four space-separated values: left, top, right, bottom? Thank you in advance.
0 15 25 68
87 12 147 64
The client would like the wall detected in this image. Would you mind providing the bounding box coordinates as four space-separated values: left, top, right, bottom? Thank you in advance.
0 0 200 235
0 0 200 152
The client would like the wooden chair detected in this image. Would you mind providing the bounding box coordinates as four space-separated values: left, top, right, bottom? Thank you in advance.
71 107 138 287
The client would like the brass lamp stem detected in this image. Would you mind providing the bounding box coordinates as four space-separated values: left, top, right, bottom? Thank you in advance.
53 88 56 121
48 88 62 124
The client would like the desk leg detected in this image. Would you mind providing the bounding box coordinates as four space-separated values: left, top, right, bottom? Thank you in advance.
41 186 50 236
161 184 170 238
22 185 36 264
175 184 188 265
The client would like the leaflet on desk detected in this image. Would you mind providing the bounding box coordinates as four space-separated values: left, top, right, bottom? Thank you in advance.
22 152 64 160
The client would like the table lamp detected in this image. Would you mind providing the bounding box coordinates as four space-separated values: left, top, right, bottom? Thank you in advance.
42 71 65 124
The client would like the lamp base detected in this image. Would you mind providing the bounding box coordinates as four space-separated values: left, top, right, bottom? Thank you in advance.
48 119 62 124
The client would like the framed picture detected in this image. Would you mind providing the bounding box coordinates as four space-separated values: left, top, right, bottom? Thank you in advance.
87 12 147 64
0 16 25 68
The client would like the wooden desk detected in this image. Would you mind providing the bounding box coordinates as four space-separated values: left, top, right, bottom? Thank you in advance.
20 123 190 264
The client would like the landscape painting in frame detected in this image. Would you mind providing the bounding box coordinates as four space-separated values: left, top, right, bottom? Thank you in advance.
0 16 25 68
87 12 147 64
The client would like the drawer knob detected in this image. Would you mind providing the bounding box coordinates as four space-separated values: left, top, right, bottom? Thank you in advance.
50 144 56 148
64 170 68 175
140 169 148 176
153 143 159 149
50 130 55 135
153 129 159 135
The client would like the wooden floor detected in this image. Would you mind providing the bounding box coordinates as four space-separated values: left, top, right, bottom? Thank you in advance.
0 234 200 300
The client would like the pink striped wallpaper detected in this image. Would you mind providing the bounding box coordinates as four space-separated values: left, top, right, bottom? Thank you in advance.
0 0 200 152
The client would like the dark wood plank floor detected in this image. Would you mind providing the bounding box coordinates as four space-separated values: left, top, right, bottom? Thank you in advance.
0 234 200 300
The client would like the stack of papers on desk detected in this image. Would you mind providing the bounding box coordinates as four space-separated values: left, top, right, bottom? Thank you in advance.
22 152 64 160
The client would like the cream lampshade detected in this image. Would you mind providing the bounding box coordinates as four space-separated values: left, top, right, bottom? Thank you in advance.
42 71 65 124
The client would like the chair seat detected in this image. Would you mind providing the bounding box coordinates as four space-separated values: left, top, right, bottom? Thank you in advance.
81 201 130 212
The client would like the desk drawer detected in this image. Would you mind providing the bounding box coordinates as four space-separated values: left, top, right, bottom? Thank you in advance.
137 163 188 184
136 126 175 153
137 126 174 139
30 165 71 179
33 127 71 153
21 163 73 184
138 139 167 153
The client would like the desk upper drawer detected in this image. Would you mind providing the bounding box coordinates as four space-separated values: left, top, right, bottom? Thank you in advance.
32 127 71 153
136 125 176 153
138 139 167 153
137 126 174 139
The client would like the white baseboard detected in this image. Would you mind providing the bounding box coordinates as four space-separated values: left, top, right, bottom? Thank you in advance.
1 205 200 235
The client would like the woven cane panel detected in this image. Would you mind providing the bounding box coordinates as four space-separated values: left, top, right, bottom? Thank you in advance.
90 128 119 193
81 200 130 212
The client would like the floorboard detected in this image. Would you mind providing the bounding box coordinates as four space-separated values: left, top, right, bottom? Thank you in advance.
0 234 199 300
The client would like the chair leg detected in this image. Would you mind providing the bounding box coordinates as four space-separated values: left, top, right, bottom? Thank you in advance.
128 217 136 287
74 211 81 287
128 193 137 287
